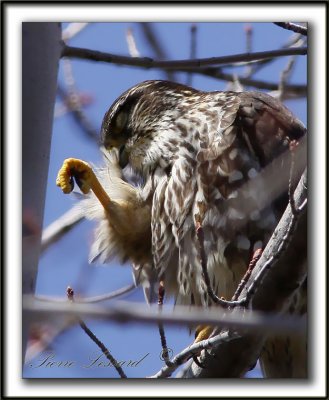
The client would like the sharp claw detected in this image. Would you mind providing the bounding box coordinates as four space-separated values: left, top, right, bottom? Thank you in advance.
192 355 207 369
56 158 92 195
69 175 75 192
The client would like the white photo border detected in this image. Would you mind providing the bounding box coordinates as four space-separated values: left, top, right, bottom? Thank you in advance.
4 2 327 398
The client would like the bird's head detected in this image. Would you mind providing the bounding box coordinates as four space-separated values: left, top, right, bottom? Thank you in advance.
100 80 199 175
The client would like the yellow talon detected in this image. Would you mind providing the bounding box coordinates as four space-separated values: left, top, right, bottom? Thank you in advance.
56 158 112 211
56 158 92 195
194 325 214 343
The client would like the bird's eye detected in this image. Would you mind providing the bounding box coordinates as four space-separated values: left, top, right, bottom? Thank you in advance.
113 111 128 134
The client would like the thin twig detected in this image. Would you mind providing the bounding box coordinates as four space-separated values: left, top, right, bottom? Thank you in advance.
139 22 169 60
196 222 245 308
244 172 307 305
150 330 240 378
62 44 307 70
278 55 297 101
182 170 307 377
232 248 262 302
126 27 140 57
288 140 299 216
243 24 253 78
186 23 197 86
274 22 307 36
61 44 306 96
243 32 306 86
62 23 90 42
226 73 243 92
24 296 306 336
67 286 127 378
35 283 136 303
157 281 172 366
41 207 85 253
185 67 306 97
60 57 98 141
139 22 175 81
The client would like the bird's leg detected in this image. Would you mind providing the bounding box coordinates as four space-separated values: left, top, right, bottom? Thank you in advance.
190 325 213 369
56 157 152 267
56 158 111 210
194 325 214 343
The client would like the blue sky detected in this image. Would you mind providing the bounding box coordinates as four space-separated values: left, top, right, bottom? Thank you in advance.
24 22 307 379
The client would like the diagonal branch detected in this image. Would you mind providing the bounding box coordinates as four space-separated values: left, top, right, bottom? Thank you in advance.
41 206 85 253
182 170 307 378
274 22 307 36
67 287 127 378
139 22 176 81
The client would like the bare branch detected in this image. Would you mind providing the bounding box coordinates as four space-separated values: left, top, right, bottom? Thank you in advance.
278 55 297 101
23 296 306 337
157 281 171 366
186 23 197 86
174 169 307 378
139 22 176 81
243 24 253 78
41 206 84 253
62 44 307 70
196 222 244 308
231 248 262 302
139 22 168 61
61 44 306 95
58 58 99 142
236 30 306 84
183 170 307 378
35 283 136 303
126 27 140 57
191 67 306 96
67 287 127 378
151 330 241 378
62 23 89 42
274 22 307 36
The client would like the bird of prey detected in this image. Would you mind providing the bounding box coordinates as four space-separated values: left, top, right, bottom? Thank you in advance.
56 80 307 378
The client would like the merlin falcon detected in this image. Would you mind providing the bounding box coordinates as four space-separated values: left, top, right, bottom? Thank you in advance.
57 80 307 378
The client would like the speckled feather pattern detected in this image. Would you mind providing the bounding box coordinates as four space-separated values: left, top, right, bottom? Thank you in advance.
82 80 307 376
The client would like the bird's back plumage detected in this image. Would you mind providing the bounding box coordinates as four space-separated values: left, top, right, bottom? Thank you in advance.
84 80 307 377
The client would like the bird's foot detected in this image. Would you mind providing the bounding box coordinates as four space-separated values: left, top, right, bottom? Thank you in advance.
56 158 93 194
56 158 112 210
194 324 214 343
191 325 214 369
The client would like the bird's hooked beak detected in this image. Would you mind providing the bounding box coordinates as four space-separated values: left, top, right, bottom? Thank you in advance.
118 145 129 169
102 136 129 169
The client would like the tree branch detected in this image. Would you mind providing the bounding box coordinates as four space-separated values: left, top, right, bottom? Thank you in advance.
182 170 307 377
139 22 176 81
41 206 84 253
191 67 306 97
62 44 307 70
61 43 306 96
62 22 89 42
35 283 136 304
23 296 306 338
67 287 127 378
274 22 307 36
57 57 99 142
